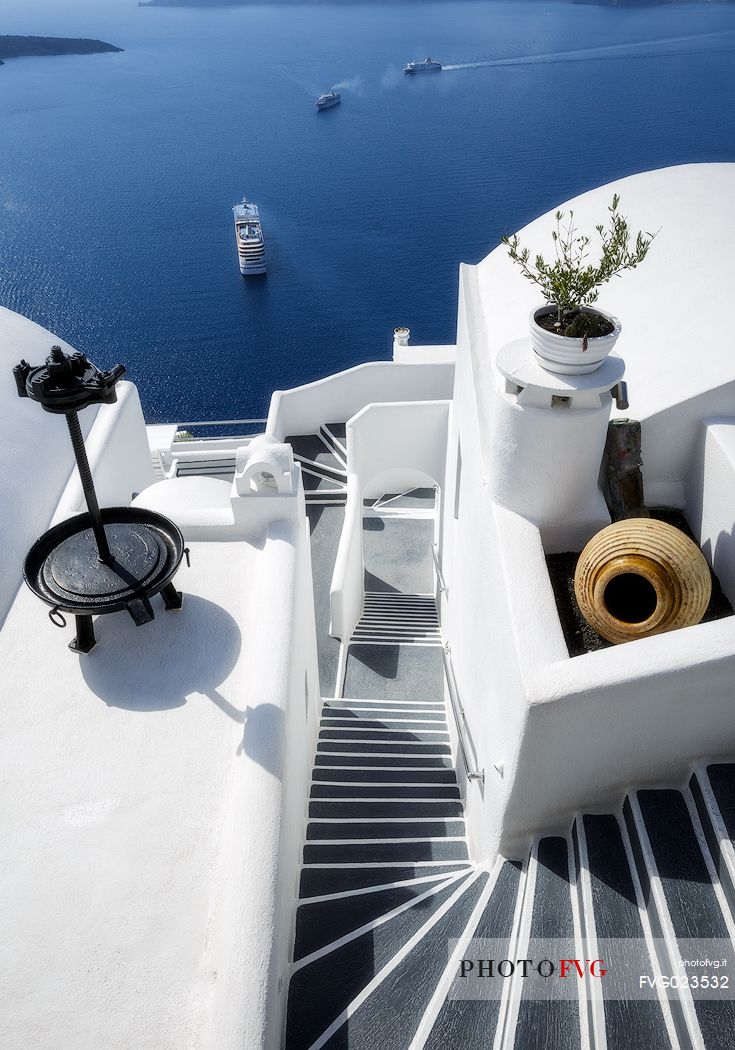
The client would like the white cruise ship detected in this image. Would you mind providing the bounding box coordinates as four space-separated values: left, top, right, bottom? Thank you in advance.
5 164 735 1050
232 197 266 275
404 56 442 73
316 91 340 110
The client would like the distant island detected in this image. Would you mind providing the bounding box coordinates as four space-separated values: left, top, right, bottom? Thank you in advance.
0 36 123 67
140 0 731 5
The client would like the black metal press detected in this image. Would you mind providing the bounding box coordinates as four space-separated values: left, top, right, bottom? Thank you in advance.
14 346 187 654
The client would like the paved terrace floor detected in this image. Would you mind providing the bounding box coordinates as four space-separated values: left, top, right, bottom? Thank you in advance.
0 537 286 1050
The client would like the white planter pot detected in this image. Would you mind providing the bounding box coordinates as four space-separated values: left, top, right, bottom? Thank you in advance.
529 306 622 375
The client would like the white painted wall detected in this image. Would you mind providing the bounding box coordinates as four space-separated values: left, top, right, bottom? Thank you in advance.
330 400 449 643
439 278 532 860
392 343 456 366
267 360 454 439
330 473 363 641
686 418 735 608
502 615 735 853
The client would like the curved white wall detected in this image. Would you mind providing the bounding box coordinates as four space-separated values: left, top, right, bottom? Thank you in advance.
267 361 454 439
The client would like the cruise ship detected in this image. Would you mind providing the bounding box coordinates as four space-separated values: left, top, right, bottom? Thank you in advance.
232 197 266 275
404 57 442 73
316 91 340 110
5 164 735 1050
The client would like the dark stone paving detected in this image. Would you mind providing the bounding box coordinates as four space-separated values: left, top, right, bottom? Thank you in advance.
362 516 435 594
344 643 444 701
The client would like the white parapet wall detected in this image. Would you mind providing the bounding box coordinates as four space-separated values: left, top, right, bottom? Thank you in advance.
686 418 735 608
330 472 363 642
0 309 321 1050
53 381 155 523
267 360 454 440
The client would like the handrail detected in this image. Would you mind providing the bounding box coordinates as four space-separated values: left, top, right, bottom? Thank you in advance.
431 543 448 594
175 418 267 428
442 643 484 784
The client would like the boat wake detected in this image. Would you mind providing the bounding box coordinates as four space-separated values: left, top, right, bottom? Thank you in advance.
442 29 735 72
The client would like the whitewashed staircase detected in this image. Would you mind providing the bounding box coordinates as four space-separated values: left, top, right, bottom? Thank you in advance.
288 425 348 506
351 593 442 647
286 754 735 1049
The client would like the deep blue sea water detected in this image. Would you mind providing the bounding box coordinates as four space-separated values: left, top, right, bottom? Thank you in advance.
2 0 735 421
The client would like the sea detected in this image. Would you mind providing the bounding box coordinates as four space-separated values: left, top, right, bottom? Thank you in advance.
2 0 735 422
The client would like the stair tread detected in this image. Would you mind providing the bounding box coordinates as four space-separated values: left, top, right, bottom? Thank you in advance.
304 839 469 864
285 877 465 1049
636 788 735 1047
582 814 671 1050
313 768 457 784
286 433 344 473
315 754 453 768
306 820 465 841
309 801 464 819
294 879 450 962
310 784 461 799
299 863 471 898
514 837 580 1050
706 764 735 841
638 790 729 939
320 873 489 1050
425 860 522 1050
317 740 451 754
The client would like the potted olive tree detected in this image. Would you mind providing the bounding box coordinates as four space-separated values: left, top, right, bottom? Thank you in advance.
502 195 656 374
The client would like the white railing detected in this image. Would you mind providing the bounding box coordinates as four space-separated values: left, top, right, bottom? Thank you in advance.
442 643 484 784
432 542 448 594
176 418 267 429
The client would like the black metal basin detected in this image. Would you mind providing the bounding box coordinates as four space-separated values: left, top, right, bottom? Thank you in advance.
24 507 186 647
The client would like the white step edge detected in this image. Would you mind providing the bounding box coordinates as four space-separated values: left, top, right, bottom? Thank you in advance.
496 841 540 1050
573 816 609 1050
491 858 529 1050
320 726 449 735
347 640 443 647
691 765 735 919
567 829 593 1050
301 861 472 869
307 836 467 845
307 817 465 825
615 810 684 1050
310 797 461 804
625 793 703 1049
408 863 498 1050
311 781 457 787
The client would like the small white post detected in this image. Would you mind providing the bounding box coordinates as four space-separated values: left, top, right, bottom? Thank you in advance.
393 326 410 347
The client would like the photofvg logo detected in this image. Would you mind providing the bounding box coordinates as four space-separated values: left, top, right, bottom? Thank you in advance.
448 940 606 1002
449 938 735 1003
458 958 607 980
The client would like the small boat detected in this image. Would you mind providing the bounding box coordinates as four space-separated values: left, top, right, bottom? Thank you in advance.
316 91 341 111
232 198 266 276
404 57 442 74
